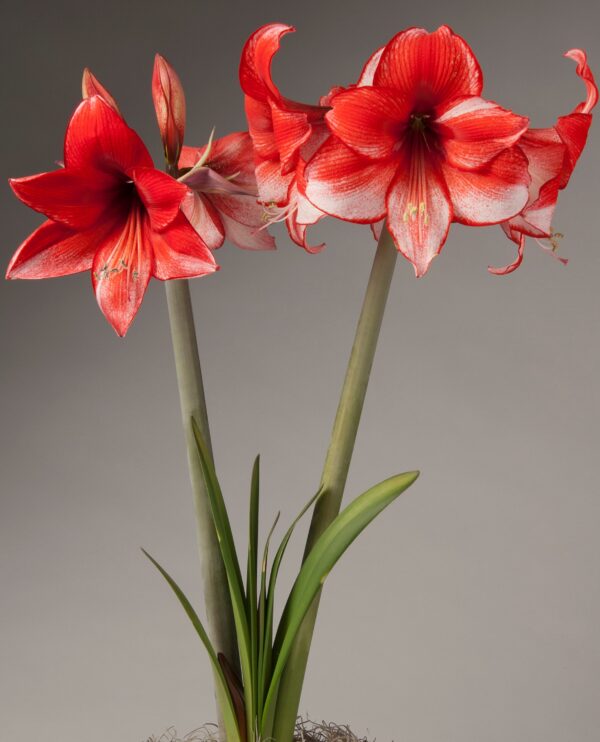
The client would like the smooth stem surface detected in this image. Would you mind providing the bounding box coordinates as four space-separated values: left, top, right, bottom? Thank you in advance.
272 227 397 742
165 279 240 730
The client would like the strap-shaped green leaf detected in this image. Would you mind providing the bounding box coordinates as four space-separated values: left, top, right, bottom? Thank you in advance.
246 455 260 705
261 470 419 730
142 549 242 742
191 418 255 742
257 511 280 720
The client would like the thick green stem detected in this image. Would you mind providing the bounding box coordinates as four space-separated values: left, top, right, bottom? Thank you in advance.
165 279 240 731
272 227 397 741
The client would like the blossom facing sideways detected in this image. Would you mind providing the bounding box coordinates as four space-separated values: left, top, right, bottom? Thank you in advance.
179 131 276 251
7 96 216 336
239 22 331 252
303 25 533 277
491 49 598 274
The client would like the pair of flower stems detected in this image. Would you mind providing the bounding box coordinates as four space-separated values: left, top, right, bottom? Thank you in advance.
165 225 397 741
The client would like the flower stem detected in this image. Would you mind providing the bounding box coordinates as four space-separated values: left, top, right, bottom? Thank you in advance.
165 278 240 729
272 227 397 742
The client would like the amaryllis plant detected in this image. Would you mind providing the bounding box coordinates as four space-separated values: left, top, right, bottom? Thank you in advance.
6 21 596 742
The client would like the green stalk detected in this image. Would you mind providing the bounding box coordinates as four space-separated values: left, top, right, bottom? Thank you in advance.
165 279 240 733
272 226 397 742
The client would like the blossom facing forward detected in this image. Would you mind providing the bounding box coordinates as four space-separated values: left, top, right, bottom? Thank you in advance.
7 96 216 336
303 25 533 276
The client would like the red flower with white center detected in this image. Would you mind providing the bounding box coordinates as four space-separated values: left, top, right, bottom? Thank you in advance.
239 22 332 252
6 95 216 336
491 49 597 275
178 131 276 251
303 25 531 276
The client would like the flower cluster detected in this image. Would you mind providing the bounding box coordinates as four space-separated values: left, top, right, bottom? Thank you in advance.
7 24 597 334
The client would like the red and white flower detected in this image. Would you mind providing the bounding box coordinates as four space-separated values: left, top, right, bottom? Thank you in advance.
303 25 532 276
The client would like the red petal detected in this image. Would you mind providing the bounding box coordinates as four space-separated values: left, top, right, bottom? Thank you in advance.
91 217 152 336
151 211 218 279
217 203 276 251
374 25 483 107
182 132 258 189
81 69 121 114
437 97 528 170
239 23 293 101
254 159 294 205
64 96 153 174
181 190 225 250
386 150 452 277
304 136 397 223
555 112 592 184
132 167 187 230
286 172 325 253
270 101 311 173
326 86 411 160
489 230 525 275
6 219 102 279
245 96 279 159
442 147 530 225
10 168 120 229
565 49 598 114
357 47 385 86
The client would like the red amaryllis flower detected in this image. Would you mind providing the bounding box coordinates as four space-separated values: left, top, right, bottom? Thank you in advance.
178 131 276 251
490 49 598 274
239 22 331 252
7 96 216 336
303 25 531 276
152 53 186 167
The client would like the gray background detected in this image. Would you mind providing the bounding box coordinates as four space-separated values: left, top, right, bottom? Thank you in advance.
1 1 598 740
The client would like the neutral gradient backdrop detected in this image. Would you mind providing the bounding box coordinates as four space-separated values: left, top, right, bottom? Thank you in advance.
1 1 599 741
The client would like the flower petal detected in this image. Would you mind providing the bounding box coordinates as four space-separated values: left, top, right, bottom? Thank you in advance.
374 25 483 106
219 208 276 251
270 101 312 173
565 49 598 114
304 136 397 223
91 218 152 336
239 23 294 101
325 86 411 160
151 211 218 279
357 46 385 86
81 68 121 114
181 191 225 250
64 96 153 174
10 168 119 229
437 96 528 170
6 219 102 279
132 167 188 231
244 96 279 160
442 147 530 225
254 159 294 206
489 229 525 275
181 132 258 189
386 151 452 277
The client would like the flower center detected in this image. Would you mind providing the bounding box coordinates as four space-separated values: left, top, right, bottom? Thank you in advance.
94 190 144 285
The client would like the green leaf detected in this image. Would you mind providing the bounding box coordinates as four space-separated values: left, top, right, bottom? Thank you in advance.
257 511 280 719
191 418 255 742
246 455 260 706
261 470 419 731
142 549 242 742
259 486 324 712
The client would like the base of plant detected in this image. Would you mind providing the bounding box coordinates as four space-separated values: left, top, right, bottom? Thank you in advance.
146 718 372 742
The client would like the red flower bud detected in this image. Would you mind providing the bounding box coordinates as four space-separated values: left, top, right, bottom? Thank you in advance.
152 54 186 167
